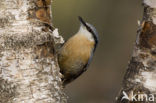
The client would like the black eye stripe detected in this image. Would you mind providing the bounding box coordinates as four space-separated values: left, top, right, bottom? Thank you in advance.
78 16 98 48
86 26 93 33
78 16 92 33
78 16 88 27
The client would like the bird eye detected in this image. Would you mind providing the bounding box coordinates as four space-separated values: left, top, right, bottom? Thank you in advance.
87 27 92 33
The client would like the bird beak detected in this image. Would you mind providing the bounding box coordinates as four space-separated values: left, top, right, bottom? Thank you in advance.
78 16 88 27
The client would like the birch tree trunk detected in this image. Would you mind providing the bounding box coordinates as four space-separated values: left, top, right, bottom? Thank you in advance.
116 0 156 103
0 0 66 103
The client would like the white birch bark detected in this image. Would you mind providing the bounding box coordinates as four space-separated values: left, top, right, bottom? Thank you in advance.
116 0 156 103
0 0 66 103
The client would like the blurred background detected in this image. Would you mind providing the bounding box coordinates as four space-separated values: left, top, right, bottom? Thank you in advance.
52 0 143 103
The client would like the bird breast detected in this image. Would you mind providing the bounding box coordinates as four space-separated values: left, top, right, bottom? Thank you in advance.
58 34 95 75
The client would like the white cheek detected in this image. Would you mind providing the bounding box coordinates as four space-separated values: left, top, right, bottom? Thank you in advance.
82 30 94 42
78 26 94 42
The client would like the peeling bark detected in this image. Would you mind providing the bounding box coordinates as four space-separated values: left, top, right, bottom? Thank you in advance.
116 0 156 103
0 0 66 103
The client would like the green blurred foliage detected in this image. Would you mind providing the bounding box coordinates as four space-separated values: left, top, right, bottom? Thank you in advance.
52 0 143 103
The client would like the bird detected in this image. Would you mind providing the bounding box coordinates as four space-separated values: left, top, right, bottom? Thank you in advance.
58 16 99 86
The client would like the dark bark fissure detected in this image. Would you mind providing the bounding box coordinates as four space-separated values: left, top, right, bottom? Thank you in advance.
116 2 156 103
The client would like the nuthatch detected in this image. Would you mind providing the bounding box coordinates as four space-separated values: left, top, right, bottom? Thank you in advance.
58 17 99 85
